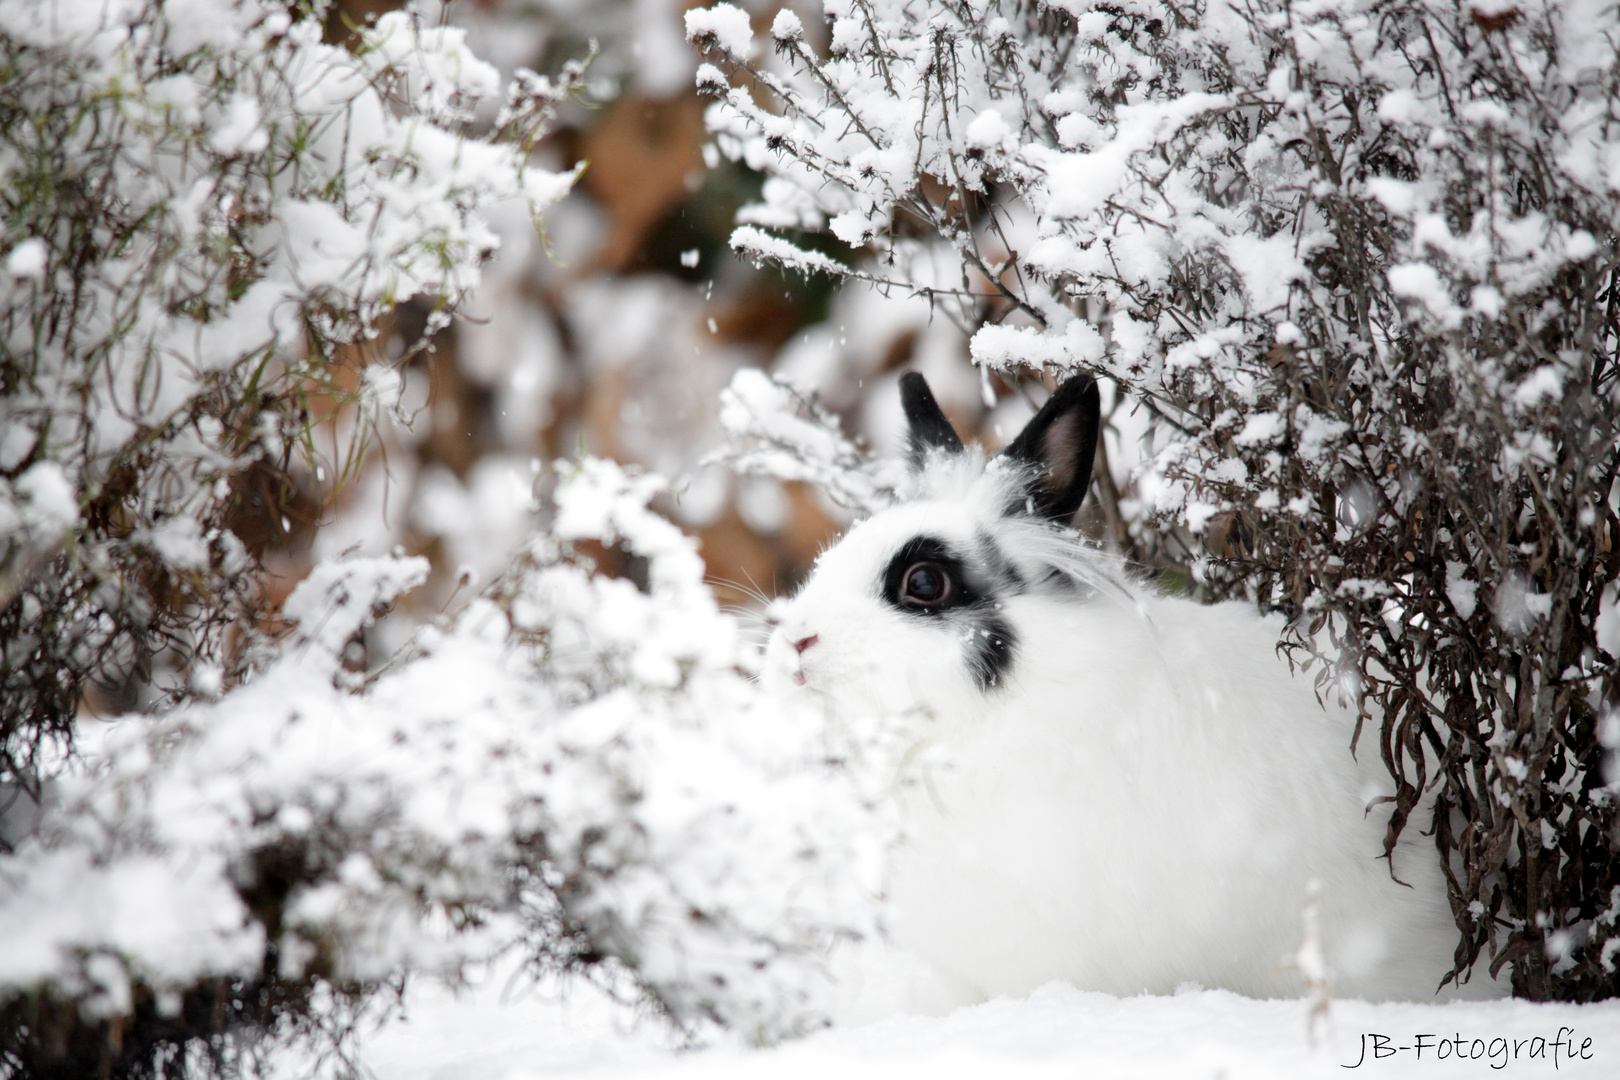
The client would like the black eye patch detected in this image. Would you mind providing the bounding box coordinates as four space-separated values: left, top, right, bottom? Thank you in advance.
882 537 978 615
880 536 1018 691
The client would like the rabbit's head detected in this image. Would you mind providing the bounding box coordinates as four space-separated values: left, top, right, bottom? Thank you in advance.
764 372 1113 723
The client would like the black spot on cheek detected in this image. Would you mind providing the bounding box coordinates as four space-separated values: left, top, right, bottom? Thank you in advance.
966 612 1017 691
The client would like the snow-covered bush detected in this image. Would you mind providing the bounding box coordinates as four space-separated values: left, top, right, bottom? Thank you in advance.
691 0 1620 999
0 0 578 786
718 366 903 514
0 457 892 1075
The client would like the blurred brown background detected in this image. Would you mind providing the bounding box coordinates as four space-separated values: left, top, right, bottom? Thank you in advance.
268 0 1045 632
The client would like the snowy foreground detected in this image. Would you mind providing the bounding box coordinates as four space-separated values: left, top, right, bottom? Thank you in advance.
353 964 1620 1080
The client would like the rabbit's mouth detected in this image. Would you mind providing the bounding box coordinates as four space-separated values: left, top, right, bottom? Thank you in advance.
790 633 819 686
761 628 821 689
789 655 816 688
760 627 817 693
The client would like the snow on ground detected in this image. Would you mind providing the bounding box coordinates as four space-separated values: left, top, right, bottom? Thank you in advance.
357 961 1620 1079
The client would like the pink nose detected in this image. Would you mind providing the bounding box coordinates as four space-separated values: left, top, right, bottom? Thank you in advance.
793 634 819 655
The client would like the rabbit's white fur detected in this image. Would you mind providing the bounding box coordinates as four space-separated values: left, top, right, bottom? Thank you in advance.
764 444 1502 1014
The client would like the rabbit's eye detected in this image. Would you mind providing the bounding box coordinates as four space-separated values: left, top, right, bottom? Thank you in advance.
882 537 976 616
900 562 953 608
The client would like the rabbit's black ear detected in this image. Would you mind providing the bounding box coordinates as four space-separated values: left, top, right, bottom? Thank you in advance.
899 371 964 469
1002 374 1101 524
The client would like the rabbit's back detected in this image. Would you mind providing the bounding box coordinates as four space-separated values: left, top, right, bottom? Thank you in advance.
880 589 1481 1004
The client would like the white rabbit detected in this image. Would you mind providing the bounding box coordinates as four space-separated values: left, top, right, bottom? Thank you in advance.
763 372 1503 1016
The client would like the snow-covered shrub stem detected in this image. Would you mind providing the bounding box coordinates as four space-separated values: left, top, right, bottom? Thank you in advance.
0 0 580 789
693 0 1620 999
